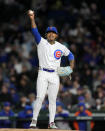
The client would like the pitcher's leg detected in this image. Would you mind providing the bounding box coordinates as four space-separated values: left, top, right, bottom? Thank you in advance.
48 75 59 123
32 71 48 121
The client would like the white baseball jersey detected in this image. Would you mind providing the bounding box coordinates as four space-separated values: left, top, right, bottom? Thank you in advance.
37 37 70 70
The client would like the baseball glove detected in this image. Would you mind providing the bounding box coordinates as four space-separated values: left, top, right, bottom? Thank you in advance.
57 66 73 76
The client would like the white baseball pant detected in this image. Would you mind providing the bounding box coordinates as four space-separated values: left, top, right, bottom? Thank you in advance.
32 70 59 123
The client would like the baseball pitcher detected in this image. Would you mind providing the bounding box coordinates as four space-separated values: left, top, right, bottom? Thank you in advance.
28 10 75 129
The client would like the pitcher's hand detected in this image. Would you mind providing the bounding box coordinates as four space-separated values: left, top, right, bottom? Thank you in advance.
28 10 35 20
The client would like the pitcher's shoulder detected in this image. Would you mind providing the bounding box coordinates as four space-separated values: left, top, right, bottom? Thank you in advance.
55 41 64 47
37 37 47 46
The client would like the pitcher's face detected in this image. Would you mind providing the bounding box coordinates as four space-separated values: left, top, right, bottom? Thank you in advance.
46 32 58 42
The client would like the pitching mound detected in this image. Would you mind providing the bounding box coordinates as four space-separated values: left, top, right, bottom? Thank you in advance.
0 129 78 131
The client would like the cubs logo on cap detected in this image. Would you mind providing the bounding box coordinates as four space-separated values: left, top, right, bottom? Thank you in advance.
54 49 62 59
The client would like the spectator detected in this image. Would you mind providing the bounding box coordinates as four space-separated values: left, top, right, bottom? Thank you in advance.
84 91 96 109
70 80 80 95
0 85 12 103
95 99 102 110
18 105 33 128
27 93 36 107
55 104 71 130
18 76 30 95
0 102 14 128
9 84 19 104
72 96 85 111
15 95 28 111
60 89 77 110
73 102 94 131
77 87 84 96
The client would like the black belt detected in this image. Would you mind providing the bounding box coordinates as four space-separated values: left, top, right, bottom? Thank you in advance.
40 68 55 72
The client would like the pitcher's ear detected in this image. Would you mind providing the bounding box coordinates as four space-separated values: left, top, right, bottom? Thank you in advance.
56 34 58 39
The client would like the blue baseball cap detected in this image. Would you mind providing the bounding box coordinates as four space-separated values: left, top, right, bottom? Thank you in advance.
56 101 65 109
4 102 11 107
10 84 16 90
78 102 85 107
46 27 58 34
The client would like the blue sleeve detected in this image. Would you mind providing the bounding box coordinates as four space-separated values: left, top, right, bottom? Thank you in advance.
68 52 74 61
10 110 14 116
31 28 41 44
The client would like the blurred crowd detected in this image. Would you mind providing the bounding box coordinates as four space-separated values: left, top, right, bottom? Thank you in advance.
0 0 105 129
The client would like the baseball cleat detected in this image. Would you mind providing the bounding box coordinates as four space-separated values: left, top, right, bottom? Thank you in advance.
48 122 58 129
30 120 37 129
30 126 37 129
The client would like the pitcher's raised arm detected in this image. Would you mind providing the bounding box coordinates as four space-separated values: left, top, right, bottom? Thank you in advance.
28 10 41 44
